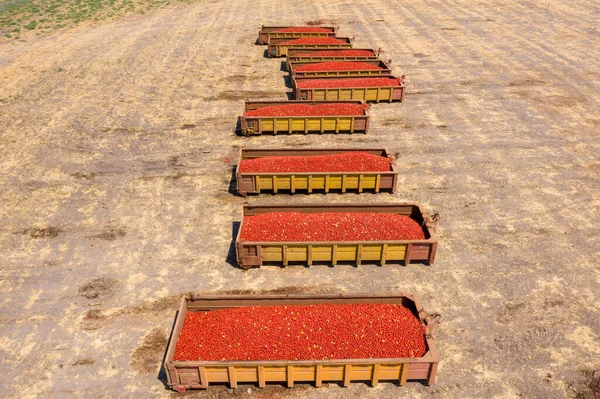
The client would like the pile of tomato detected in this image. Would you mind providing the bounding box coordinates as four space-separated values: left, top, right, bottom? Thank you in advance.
275 27 332 33
295 61 382 72
281 37 347 45
245 103 367 117
302 49 375 57
173 303 427 361
239 152 391 173
297 77 402 89
241 212 426 242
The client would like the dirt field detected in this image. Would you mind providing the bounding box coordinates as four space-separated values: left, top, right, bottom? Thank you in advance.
1 0 599 397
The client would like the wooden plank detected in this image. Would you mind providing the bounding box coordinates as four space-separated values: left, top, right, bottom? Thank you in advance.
308 175 313 193
228 366 237 388
372 363 380 386
400 363 408 386
325 175 330 193
381 243 387 265
376 87 381 103
375 174 381 193
335 117 340 133
356 244 362 266
308 245 313 266
405 243 412 265
272 176 278 194
291 175 295 193
199 366 208 388
332 244 337 265
344 364 352 387
258 365 265 388
320 117 324 133
283 245 288 266
342 174 347 193
316 365 323 387
304 118 308 134
350 115 355 133
358 174 364 193
287 365 294 388
255 176 261 194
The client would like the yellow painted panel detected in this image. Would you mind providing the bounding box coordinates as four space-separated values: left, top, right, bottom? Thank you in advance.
386 244 407 260
321 119 337 130
235 367 258 382
312 90 326 101
257 177 273 190
264 366 287 381
312 245 332 261
327 175 342 189
344 175 359 189
291 119 305 130
293 365 316 381
361 244 383 260
337 119 352 130
275 119 290 131
286 245 308 261
321 365 344 380
362 175 377 189
205 367 228 383
273 176 291 190
326 90 340 101
306 119 322 130
336 244 357 261
262 246 283 261
379 364 403 379
311 176 325 189
259 119 275 131
294 176 308 189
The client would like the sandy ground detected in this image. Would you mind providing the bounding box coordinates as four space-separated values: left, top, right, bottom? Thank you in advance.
1 0 599 397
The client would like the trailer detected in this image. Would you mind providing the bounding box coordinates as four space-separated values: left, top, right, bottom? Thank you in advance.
289 60 392 78
268 37 353 58
236 202 439 269
240 100 369 136
164 293 441 392
286 48 380 71
236 148 397 195
292 75 406 103
257 26 338 45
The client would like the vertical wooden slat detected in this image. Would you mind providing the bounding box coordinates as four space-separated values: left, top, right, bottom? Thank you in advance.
308 175 313 193
288 118 292 134
287 365 294 388
356 244 362 266
335 117 340 133
228 366 237 389
389 87 394 103
372 364 380 386
308 245 313 266
358 174 364 193
399 363 409 386
316 365 323 387
273 119 277 135
273 176 278 194
320 117 324 133
342 174 347 193
344 364 352 387
257 365 265 388
428 363 438 385
381 243 387 265
283 245 288 266
405 243 412 265
350 116 355 133
429 243 437 264
304 118 308 134
199 367 208 388
351 88 355 100
325 175 330 193
291 175 295 193
376 87 381 103
332 244 337 265
375 174 381 192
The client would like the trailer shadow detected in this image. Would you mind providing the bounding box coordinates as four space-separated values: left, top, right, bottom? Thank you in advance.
157 310 180 390
280 61 287 72
285 91 295 100
283 75 292 88
234 116 244 136
226 221 242 269
262 49 269 58
228 166 243 196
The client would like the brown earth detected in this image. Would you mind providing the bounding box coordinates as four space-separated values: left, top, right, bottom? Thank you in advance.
0 0 599 398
